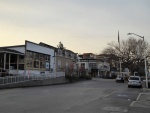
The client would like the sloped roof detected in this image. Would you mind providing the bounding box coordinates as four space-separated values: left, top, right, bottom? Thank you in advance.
39 42 57 50
1 45 25 48
0 48 24 55
39 42 77 54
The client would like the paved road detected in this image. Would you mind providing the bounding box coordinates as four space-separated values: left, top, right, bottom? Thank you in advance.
0 78 149 113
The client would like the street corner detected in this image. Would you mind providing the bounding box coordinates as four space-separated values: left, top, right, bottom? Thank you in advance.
130 90 150 109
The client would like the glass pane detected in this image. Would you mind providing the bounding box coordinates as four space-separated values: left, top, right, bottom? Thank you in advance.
26 60 33 68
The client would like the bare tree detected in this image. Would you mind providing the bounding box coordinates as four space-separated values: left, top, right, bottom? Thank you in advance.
101 37 150 75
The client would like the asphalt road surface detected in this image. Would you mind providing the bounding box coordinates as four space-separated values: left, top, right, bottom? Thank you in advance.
0 78 149 113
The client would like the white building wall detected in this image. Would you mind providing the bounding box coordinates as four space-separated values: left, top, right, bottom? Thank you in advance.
85 62 88 69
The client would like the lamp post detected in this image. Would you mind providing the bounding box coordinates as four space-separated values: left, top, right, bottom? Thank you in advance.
127 33 148 88
119 58 121 75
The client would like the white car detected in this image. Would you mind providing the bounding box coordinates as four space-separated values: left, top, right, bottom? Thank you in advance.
128 76 142 88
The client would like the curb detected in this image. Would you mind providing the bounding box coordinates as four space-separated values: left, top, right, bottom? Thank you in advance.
142 88 150 92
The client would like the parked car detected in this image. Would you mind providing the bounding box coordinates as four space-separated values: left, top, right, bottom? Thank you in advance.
116 76 124 83
128 76 142 88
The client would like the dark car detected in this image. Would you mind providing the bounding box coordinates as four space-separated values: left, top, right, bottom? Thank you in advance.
116 76 124 83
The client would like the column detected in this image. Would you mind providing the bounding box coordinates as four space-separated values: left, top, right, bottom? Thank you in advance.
4 53 6 70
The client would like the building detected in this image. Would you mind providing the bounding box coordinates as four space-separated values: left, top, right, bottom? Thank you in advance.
78 53 110 77
0 40 55 77
39 42 78 75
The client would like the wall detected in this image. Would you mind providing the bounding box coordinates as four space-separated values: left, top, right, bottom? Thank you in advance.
56 55 75 72
0 77 69 89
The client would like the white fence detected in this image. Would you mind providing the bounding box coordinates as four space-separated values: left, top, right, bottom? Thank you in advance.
56 72 65 77
0 72 65 85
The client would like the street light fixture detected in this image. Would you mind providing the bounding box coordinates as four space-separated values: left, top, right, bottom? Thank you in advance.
127 33 144 41
127 33 148 88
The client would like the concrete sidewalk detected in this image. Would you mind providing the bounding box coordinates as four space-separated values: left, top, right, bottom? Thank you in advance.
130 88 150 108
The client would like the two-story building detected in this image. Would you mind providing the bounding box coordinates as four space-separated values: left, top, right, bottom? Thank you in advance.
39 42 78 76
78 53 110 77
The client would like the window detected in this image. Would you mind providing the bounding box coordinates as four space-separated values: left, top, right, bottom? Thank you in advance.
81 63 85 69
18 55 24 64
129 77 140 80
19 64 24 70
26 51 33 59
26 51 50 70
40 62 45 69
26 60 33 68
34 61 39 68
34 53 39 60
89 63 97 68
10 54 17 63
46 55 50 61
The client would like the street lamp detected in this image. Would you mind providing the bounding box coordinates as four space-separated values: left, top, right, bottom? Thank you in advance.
127 33 148 88
127 33 144 41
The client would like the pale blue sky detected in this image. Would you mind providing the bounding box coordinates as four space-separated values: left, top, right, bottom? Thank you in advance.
0 0 150 54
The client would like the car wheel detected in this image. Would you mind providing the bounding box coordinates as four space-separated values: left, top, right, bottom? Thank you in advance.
128 85 130 88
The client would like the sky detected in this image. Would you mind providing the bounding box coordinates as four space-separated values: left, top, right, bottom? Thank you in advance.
0 0 150 54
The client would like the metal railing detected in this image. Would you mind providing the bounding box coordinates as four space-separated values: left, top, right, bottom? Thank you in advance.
0 72 65 85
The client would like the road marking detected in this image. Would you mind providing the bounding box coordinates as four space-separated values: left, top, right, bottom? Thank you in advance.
130 93 143 106
117 94 128 97
123 109 128 112
136 93 141 101
103 91 117 98
130 93 141 106
130 101 136 106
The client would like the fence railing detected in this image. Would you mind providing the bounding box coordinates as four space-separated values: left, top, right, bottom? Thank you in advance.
0 72 65 85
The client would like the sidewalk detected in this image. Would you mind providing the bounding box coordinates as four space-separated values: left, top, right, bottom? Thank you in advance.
131 88 150 109
142 88 150 93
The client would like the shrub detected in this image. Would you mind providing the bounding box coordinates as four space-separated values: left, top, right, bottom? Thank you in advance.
80 74 92 80
65 74 79 83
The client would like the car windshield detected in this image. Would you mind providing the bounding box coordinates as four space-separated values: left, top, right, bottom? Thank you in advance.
129 77 139 80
